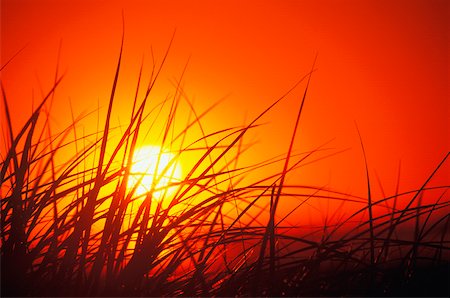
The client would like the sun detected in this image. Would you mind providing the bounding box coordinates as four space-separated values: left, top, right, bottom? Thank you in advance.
127 145 182 200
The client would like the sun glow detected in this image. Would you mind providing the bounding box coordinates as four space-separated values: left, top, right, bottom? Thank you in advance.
128 145 182 200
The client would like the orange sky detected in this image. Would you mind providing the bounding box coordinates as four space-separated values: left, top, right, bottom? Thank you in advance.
1 0 449 201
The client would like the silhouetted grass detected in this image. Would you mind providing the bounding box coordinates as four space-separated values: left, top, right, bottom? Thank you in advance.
1 38 449 297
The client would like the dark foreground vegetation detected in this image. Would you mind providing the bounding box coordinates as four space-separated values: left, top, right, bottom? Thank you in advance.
1 39 449 297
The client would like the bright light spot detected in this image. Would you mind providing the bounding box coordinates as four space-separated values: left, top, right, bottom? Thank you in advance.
128 145 182 200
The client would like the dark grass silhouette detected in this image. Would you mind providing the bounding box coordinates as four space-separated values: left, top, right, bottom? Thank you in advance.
1 36 449 297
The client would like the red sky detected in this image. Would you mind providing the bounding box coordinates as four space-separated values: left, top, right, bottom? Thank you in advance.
1 0 449 201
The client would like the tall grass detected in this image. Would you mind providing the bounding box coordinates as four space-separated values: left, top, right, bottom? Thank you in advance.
1 40 449 297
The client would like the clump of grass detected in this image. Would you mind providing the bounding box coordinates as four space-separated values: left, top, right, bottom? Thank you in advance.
1 37 449 297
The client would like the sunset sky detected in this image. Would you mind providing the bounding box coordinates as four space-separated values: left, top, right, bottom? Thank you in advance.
2 0 448 200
